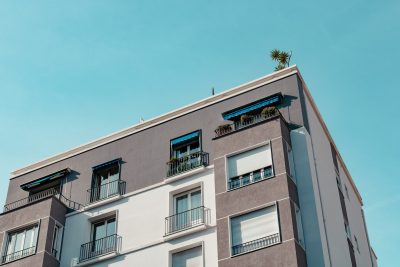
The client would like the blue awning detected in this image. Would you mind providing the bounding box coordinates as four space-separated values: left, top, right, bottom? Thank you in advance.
93 158 122 170
222 93 283 120
171 131 199 145
20 168 70 190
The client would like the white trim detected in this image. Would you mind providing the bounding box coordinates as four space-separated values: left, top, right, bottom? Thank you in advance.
169 241 205 267
11 67 299 179
164 167 207 184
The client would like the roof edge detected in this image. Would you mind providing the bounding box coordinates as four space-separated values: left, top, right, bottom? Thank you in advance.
11 66 299 179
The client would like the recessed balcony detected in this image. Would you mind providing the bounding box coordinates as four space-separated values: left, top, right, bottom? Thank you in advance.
231 233 280 256
166 151 209 178
215 107 281 138
1 246 36 264
165 206 210 236
87 180 126 204
79 234 121 263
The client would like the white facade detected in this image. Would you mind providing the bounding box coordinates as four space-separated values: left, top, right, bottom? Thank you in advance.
61 167 218 267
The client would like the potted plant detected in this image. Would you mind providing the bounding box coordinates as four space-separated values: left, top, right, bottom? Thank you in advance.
215 123 232 136
261 106 276 118
240 114 252 124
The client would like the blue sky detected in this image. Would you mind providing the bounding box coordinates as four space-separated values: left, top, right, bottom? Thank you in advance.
0 0 399 265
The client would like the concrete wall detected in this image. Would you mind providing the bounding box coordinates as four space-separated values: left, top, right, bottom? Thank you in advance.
213 118 306 266
60 168 217 267
0 197 66 267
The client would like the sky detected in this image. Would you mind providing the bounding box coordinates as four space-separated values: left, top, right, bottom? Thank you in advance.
0 0 399 265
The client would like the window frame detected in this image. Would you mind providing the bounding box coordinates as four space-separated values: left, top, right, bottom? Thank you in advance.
169 242 204 267
170 130 202 159
51 223 63 260
225 141 274 191
228 202 281 257
2 223 39 263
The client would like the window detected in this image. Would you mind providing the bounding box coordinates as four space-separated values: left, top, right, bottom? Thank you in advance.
230 205 280 256
3 225 38 263
295 204 305 248
171 131 201 159
227 145 273 190
51 224 63 260
286 143 296 181
91 160 121 202
172 246 203 267
168 188 203 233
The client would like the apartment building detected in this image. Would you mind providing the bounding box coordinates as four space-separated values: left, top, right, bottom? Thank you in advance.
0 66 377 267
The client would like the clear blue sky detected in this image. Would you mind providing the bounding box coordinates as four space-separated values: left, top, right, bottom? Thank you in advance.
0 0 398 265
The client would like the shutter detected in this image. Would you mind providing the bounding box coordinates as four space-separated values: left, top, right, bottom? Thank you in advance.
231 205 279 246
228 145 272 178
172 246 202 267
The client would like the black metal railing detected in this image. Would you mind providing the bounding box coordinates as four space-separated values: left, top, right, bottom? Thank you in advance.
166 151 209 177
79 234 121 262
51 248 58 258
215 108 281 138
165 206 210 235
232 233 280 256
1 246 36 263
3 187 83 213
228 166 273 190
87 180 126 204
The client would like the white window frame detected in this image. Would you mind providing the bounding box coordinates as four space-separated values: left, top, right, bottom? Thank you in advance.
169 242 204 267
225 141 274 191
51 223 63 260
228 202 281 257
173 187 203 214
3 223 39 263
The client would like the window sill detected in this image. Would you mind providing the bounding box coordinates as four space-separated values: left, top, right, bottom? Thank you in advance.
163 224 208 241
75 252 118 267
164 166 207 184
83 195 123 211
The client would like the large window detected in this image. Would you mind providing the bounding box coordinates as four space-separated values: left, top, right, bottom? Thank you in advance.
166 188 204 234
90 161 121 202
227 144 273 190
230 205 280 256
172 246 203 267
2 225 38 263
51 224 63 260
170 131 201 159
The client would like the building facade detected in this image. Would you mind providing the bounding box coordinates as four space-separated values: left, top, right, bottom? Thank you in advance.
0 66 377 267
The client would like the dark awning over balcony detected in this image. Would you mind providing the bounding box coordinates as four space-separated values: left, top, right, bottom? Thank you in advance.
222 93 283 120
171 131 199 145
20 168 70 191
92 158 121 170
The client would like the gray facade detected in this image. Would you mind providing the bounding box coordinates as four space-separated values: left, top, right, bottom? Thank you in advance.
0 66 376 267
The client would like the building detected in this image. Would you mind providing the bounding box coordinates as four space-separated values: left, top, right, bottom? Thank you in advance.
0 66 377 267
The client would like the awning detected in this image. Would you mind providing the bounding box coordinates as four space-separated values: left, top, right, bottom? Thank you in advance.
171 131 199 146
20 168 71 191
93 158 122 171
222 93 283 120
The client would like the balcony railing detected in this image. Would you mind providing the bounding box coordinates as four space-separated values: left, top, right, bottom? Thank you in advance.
166 151 209 177
165 206 210 235
215 108 281 138
87 180 126 204
228 166 273 190
232 233 280 256
1 246 36 264
79 234 121 262
3 188 82 213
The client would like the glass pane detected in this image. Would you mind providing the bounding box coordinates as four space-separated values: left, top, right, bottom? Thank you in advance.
190 191 201 209
106 218 116 236
7 234 16 254
14 232 24 252
23 229 34 249
176 195 188 213
93 222 106 240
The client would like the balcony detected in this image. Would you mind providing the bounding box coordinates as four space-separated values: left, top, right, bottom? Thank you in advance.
79 234 121 262
165 206 210 236
166 151 209 178
228 166 273 190
87 180 126 204
215 107 281 138
3 188 82 213
232 233 280 256
1 246 36 264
